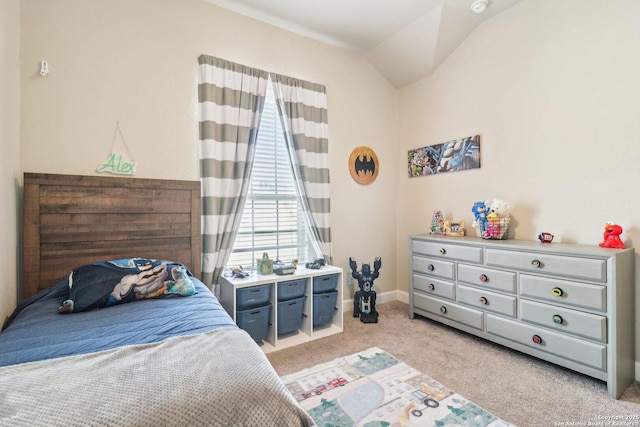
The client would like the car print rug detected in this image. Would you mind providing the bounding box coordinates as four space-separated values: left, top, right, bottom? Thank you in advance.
281 347 515 427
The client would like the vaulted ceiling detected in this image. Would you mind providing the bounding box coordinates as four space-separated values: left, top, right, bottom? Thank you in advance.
205 0 524 88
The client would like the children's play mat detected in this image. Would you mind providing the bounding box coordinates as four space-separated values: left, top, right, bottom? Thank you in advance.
281 347 515 427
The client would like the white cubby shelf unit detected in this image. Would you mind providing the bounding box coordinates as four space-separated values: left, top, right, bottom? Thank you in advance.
219 265 344 353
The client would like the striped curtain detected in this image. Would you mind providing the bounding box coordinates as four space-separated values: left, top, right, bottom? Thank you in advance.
197 55 268 288
271 74 333 264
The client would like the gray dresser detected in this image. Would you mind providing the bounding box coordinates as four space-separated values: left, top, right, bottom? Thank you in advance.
409 234 635 398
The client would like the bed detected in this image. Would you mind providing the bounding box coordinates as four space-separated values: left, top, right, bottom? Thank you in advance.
0 173 314 426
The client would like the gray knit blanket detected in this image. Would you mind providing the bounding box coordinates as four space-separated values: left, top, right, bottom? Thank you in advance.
0 327 314 427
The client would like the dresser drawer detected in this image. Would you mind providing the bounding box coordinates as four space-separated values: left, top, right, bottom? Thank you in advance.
487 315 606 371
457 285 516 317
457 264 516 293
486 249 606 282
412 256 455 280
412 273 455 300
520 299 606 342
413 293 483 330
412 240 482 263
520 275 606 312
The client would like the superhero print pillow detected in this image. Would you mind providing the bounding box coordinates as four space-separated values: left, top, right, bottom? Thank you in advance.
58 258 197 314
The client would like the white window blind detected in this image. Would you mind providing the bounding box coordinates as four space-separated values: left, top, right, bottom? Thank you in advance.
227 80 321 268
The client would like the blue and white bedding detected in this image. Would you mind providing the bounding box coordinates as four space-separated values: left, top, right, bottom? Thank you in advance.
0 259 236 367
0 260 314 426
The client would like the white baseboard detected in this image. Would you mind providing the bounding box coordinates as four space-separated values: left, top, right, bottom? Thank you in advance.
342 289 409 312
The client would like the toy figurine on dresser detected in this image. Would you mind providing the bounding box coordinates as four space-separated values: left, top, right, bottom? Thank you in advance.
349 257 381 323
599 223 626 249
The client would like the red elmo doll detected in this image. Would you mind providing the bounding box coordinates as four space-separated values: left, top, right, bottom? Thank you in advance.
599 223 626 249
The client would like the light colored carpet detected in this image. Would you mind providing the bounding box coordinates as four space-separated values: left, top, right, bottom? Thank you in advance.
268 301 640 426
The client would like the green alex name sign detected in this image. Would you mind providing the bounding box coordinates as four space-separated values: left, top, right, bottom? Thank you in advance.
97 152 136 175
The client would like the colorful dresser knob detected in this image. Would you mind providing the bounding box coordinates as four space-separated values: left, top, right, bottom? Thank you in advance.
427 264 435 271
440 306 447 314
552 315 563 324
439 248 446 255
428 283 435 291
552 287 563 297
532 335 543 344
479 297 488 305
479 274 488 282
531 259 541 268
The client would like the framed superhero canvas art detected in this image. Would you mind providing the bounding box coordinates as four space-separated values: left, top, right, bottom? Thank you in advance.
408 135 480 177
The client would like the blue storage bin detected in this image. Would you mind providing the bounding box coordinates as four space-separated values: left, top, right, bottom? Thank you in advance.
237 283 272 309
313 274 338 293
277 279 307 301
277 296 306 335
236 304 271 342
313 290 338 326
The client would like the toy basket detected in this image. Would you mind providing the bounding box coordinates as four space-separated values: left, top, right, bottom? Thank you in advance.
477 216 510 240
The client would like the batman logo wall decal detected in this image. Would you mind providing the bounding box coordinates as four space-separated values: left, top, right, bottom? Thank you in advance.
349 146 379 185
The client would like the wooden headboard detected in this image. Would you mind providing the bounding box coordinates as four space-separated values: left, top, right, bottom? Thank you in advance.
23 173 201 299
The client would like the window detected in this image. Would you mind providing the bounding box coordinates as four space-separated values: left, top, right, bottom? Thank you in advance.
226 81 321 268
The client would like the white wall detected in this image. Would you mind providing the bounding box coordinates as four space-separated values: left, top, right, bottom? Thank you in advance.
13 0 640 376
12 0 399 321
396 0 640 374
1 0 21 322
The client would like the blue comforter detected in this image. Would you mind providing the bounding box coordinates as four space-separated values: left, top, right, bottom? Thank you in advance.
0 276 237 367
